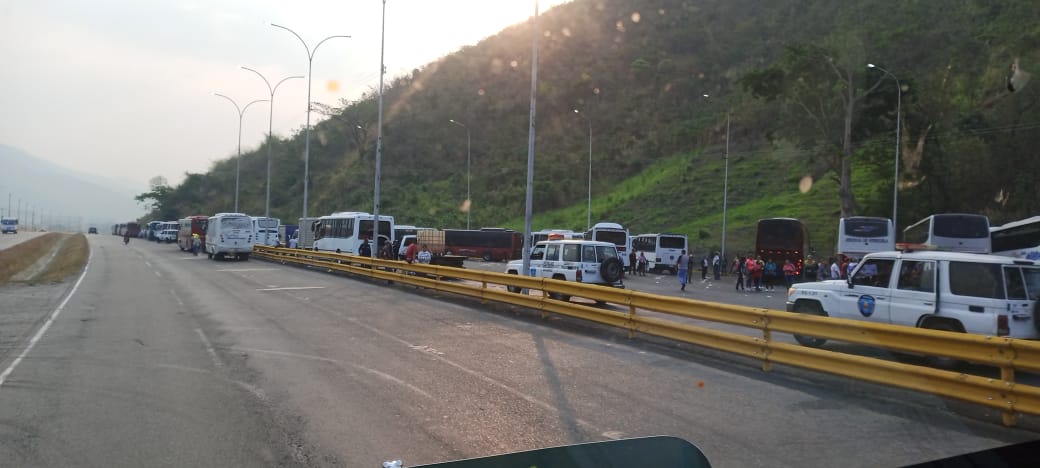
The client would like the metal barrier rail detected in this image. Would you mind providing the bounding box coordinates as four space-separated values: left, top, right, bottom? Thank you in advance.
253 246 1040 426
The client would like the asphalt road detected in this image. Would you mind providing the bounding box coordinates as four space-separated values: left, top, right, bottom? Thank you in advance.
0 231 47 251
0 237 1036 467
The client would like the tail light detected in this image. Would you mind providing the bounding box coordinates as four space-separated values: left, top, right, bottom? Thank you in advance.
998 315 1010 336
576 270 583 282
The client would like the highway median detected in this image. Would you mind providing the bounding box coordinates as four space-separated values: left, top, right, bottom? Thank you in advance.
0 233 88 284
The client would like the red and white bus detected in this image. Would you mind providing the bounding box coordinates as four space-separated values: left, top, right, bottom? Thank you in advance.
178 215 208 252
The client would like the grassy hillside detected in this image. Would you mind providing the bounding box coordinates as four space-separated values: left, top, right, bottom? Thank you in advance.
138 0 1040 250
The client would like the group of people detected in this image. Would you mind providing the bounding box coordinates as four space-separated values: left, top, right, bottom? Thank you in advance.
627 251 650 277
731 256 798 292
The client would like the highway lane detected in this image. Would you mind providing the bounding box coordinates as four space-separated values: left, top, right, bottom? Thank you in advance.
0 231 46 251
1 236 1036 467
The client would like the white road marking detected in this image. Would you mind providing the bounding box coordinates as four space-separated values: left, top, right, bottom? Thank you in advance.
227 346 433 399
180 257 205 260
169 289 184 307
217 268 277 272
0 248 93 387
194 328 223 369
154 271 162 278
255 286 325 291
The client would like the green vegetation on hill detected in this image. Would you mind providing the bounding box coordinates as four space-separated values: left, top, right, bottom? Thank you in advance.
138 0 1040 259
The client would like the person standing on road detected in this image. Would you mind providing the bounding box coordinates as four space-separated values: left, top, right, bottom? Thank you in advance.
783 259 797 288
676 249 690 291
712 251 721 280
628 251 637 275
829 257 840 279
637 251 648 276
417 244 432 264
405 240 420 264
735 256 747 291
359 238 372 257
701 255 709 280
191 233 201 256
763 258 777 292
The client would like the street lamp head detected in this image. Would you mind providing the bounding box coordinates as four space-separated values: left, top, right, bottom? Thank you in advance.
867 63 876 68
573 109 580 114
702 94 710 98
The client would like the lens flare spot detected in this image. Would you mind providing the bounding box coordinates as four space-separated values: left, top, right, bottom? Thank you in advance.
477 88 486 96
696 381 705 388
326 80 340 93
510 60 518 68
799 175 814 193
631 12 641 23
562 27 572 37
460 199 471 213
615 20 625 32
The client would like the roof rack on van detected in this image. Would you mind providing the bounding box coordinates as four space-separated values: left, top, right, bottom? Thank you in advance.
895 242 938 252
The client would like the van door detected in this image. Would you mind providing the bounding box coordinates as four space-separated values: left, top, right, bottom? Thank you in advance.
889 260 938 327
838 258 894 322
539 243 561 278
1004 266 1040 339
945 261 1007 336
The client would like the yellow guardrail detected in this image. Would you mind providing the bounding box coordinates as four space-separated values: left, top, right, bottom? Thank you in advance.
253 246 1040 426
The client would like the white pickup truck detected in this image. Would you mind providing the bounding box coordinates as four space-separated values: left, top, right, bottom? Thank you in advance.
786 250 1040 347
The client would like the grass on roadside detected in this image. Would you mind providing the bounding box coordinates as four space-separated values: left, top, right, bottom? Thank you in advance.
31 234 89 283
0 233 63 284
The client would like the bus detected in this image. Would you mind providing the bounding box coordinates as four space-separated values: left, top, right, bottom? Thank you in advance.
836 217 895 257
755 218 810 276
990 216 1040 260
177 215 208 252
1 217 17 234
440 228 523 262
146 220 163 240
632 233 689 274
205 212 254 260
585 222 632 268
251 216 280 246
313 211 395 255
901 213 991 254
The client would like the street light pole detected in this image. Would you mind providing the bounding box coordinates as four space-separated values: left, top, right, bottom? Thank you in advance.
272 24 350 221
867 63 902 232
372 0 387 258
242 67 304 218
449 119 472 229
214 93 269 213
521 0 539 280
703 94 730 264
573 109 593 231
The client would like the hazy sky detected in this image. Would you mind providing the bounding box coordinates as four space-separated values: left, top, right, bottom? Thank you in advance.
0 0 568 190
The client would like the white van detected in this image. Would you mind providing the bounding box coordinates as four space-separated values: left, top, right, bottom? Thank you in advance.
205 212 254 260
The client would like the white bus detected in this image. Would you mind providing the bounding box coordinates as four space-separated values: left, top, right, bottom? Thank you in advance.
585 222 632 268
837 217 895 257
251 216 280 246
991 216 1040 260
313 211 395 256
901 213 991 254
632 233 689 274
205 212 254 261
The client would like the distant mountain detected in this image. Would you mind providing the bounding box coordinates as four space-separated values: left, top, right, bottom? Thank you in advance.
0 144 145 230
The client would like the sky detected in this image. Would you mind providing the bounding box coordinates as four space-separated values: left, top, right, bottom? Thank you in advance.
0 0 569 191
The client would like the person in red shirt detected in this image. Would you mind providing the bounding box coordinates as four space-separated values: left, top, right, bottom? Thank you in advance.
405 241 420 264
782 259 798 288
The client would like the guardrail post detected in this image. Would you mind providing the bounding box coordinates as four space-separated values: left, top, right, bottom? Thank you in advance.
759 312 772 372
626 303 637 339
481 279 488 304
1001 365 1017 427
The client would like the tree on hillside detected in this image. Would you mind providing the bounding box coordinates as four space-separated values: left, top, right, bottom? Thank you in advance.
741 41 885 218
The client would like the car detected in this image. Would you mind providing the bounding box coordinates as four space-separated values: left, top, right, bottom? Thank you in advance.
157 229 178 243
504 239 625 300
786 250 1040 348
87 227 98 234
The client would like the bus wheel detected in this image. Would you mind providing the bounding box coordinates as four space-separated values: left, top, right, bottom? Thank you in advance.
792 301 828 348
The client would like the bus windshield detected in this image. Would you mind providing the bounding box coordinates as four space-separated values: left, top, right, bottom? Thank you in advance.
659 236 686 249
756 219 804 250
222 217 252 230
934 215 989 238
594 230 627 246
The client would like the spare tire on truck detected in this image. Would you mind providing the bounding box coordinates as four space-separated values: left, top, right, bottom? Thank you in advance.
600 257 623 283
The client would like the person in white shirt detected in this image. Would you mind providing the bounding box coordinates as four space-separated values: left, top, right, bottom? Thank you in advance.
417 244 433 264
289 235 298 249
830 258 840 279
